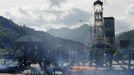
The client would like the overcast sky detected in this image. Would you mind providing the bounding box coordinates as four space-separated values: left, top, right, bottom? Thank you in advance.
0 0 134 33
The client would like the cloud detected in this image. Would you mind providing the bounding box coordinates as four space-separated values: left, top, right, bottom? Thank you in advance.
0 0 134 33
49 0 66 7
1 4 92 31
60 8 92 25
101 0 109 4
125 4 134 28
1 6 58 31
115 18 132 34
18 7 29 17
127 4 134 15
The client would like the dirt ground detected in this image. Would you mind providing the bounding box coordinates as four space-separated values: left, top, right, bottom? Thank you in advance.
0 73 27 75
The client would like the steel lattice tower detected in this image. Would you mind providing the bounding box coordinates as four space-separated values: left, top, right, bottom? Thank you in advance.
91 0 107 67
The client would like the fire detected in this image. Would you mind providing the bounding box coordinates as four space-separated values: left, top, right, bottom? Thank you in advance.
71 64 96 72
71 64 79 72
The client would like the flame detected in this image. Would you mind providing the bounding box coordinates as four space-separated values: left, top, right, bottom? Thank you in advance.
71 64 96 72
71 64 79 72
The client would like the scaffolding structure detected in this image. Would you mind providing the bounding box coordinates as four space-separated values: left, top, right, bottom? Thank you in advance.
90 0 134 71
91 0 108 67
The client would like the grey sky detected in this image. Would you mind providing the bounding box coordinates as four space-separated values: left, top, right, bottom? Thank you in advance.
0 0 133 33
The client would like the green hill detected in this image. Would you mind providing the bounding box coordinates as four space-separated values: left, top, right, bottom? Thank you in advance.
116 29 134 49
117 30 134 40
48 24 92 46
0 16 27 49
0 16 89 62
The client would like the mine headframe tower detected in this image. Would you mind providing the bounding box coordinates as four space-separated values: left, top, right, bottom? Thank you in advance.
91 0 109 67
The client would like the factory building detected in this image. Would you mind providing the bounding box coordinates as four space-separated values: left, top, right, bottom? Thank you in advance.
104 17 115 48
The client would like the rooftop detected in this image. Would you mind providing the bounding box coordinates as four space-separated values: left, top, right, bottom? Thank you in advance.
94 0 103 5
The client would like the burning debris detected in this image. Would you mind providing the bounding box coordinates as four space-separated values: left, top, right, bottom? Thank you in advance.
71 64 96 72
